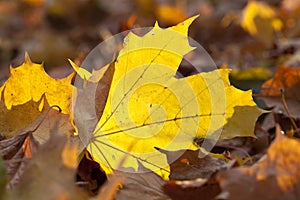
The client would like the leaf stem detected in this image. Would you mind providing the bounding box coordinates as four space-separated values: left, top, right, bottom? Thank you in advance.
280 88 299 136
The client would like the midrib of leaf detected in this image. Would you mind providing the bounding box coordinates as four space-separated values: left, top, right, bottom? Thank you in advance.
94 36 176 134
92 138 170 173
93 113 226 139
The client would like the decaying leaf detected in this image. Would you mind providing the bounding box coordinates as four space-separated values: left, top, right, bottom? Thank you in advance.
158 148 226 180
115 163 169 200
88 16 263 178
163 176 221 200
0 98 42 137
71 61 115 146
0 96 74 189
217 126 300 200
76 151 107 194
5 133 87 200
26 99 74 144
0 94 74 140
0 155 6 198
96 174 122 200
241 1 283 46
0 53 74 114
0 131 39 189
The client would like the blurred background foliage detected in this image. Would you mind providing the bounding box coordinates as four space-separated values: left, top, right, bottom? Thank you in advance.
0 0 300 90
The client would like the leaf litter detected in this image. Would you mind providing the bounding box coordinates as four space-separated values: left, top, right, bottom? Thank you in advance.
0 12 299 200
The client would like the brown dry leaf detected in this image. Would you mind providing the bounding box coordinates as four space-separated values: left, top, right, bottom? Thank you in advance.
0 155 6 198
76 151 107 194
0 132 39 189
71 61 115 146
158 148 226 180
0 97 74 189
115 163 169 200
274 113 300 137
262 111 300 139
217 126 300 200
27 99 74 144
260 97 300 127
5 132 87 200
96 175 122 200
162 176 221 200
94 62 115 120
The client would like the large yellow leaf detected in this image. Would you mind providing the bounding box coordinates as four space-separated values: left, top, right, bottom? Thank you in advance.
0 53 74 114
88 16 263 179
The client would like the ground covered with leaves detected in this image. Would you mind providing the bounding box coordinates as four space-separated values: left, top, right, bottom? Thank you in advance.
1 0 300 200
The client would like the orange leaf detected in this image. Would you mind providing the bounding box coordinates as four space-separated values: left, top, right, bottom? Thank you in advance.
155 4 187 25
260 66 300 100
22 134 38 158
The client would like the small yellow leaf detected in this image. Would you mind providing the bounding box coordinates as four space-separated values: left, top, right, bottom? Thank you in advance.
241 1 283 46
0 53 74 114
242 1 283 34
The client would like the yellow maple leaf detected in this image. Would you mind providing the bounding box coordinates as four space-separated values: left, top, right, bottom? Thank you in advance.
241 1 283 46
87 16 263 179
0 53 74 114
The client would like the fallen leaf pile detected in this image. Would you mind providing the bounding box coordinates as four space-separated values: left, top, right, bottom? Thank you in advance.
0 14 300 200
217 126 300 200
